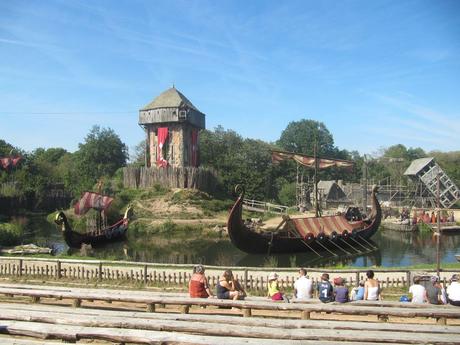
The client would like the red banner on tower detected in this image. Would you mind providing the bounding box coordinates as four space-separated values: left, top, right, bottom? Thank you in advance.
157 127 169 168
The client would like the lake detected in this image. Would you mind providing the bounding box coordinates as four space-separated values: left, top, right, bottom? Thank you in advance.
15 215 460 268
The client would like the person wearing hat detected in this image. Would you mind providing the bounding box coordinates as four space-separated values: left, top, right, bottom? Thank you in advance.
333 277 349 303
267 272 289 302
189 265 214 298
426 276 445 305
317 273 334 303
447 274 460 306
409 276 427 304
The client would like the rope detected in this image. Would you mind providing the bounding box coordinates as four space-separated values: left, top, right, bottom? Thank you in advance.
267 232 274 256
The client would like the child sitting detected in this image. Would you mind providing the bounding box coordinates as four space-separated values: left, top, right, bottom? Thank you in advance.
333 277 349 303
267 272 289 302
351 280 365 301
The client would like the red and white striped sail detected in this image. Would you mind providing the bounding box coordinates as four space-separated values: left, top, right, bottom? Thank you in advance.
0 156 22 170
272 150 353 170
74 192 114 215
289 215 363 239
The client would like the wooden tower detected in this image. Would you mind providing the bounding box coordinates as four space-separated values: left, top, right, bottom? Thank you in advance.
404 157 459 208
139 87 205 168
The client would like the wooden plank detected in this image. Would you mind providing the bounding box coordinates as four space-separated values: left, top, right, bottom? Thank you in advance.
0 336 90 345
1 286 459 320
0 304 459 344
0 320 400 345
3 302 460 335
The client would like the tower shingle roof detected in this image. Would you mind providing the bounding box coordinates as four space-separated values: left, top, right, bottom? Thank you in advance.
141 87 200 112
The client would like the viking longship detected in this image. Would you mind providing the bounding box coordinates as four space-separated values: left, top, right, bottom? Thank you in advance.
54 191 133 248
227 184 381 255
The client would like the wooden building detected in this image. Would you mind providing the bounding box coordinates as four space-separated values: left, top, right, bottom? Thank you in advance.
404 157 459 209
312 180 350 209
139 87 205 168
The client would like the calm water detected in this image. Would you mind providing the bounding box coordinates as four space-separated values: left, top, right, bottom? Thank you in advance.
15 215 460 268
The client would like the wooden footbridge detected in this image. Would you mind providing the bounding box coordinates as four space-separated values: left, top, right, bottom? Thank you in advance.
0 283 460 344
243 198 289 214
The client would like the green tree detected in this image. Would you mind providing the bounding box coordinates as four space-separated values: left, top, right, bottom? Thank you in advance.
131 140 146 165
277 119 335 157
200 127 277 200
73 126 128 191
430 151 460 187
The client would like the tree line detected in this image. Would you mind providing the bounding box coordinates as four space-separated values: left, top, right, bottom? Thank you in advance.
1 120 459 208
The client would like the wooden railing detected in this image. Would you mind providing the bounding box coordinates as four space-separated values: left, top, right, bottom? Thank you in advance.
243 199 289 214
1 257 459 291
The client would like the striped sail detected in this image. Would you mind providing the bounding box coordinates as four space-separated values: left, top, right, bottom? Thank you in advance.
74 192 114 215
289 215 363 239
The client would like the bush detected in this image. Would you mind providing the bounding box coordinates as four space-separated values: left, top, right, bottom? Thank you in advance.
0 222 24 246
278 182 296 206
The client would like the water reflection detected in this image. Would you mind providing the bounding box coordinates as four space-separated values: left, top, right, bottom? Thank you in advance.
12 216 460 268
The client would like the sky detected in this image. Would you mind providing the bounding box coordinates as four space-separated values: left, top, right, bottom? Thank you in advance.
1 0 459 158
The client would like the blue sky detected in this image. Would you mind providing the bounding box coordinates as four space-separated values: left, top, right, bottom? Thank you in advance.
1 0 459 158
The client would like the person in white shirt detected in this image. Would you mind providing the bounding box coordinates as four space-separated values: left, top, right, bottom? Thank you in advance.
294 268 313 299
447 274 460 307
409 276 427 303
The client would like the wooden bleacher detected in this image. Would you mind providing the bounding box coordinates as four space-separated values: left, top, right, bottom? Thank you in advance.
0 283 459 344
1 302 460 344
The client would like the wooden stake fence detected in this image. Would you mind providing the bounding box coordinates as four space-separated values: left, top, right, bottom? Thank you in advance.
1 257 459 291
123 166 218 192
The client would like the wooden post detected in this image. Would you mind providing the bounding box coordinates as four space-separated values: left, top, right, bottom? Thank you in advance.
18 259 23 276
56 260 62 279
406 271 411 287
73 299 82 308
301 310 311 320
244 269 248 290
243 308 252 317
180 305 190 314
144 265 148 284
436 317 447 325
98 262 103 281
378 314 388 322
355 272 360 285
147 303 155 312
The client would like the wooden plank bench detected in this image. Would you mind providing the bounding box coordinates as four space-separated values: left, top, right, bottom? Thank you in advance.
1 285 459 325
1 302 460 344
